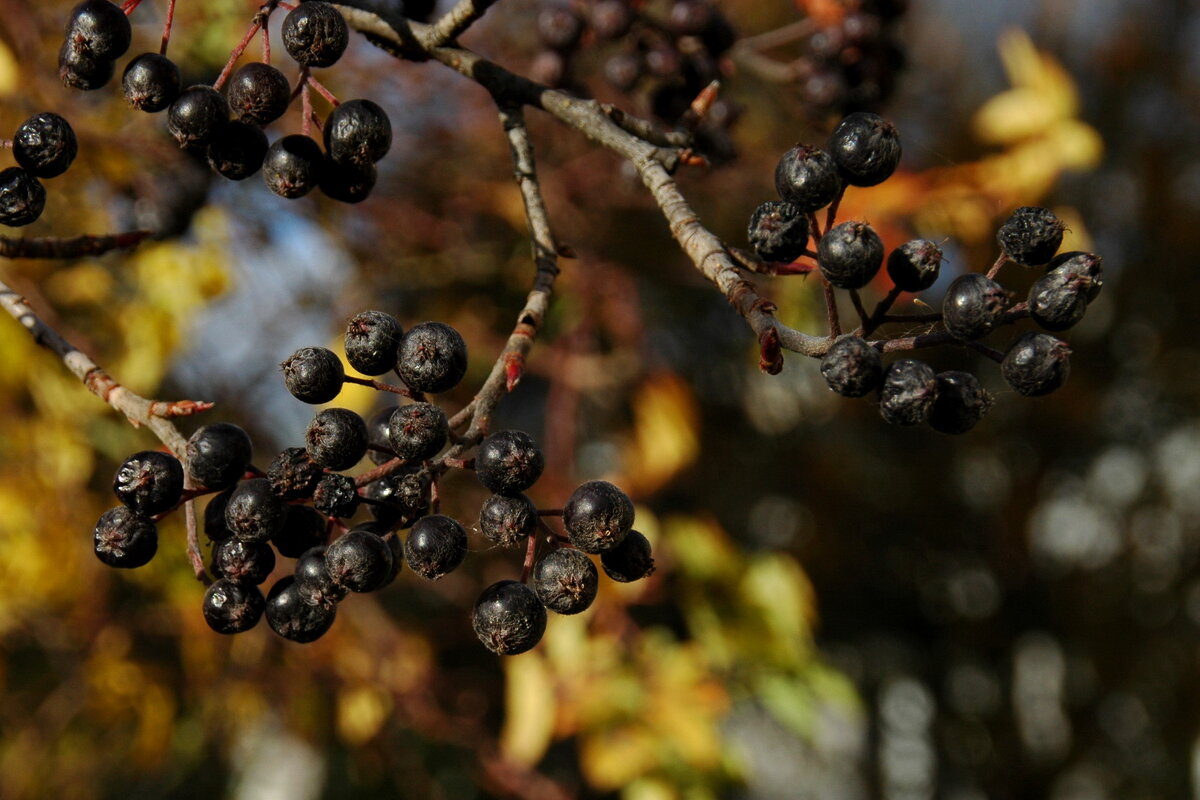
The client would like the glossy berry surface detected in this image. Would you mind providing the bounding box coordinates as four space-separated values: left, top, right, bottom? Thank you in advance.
265 576 337 642
475 430 544 495
928 371 992 435
94 506 158 568
997 206 1065 267
227 62 292 126
204 489 235 543
405 514 468 580
601 529 656 582
563 480 635 554
59 43 114 90
325 530 393 593
820 335 882 398
185 422 252 490
202 579 265 634
113 450 184 516
397 322 468 393
472 580 547 656
886 239 943 293
748 200 808 263
387 402 448 462
1002 332 1071 397
367 405 398 465
827 112 901 186
64 0 131 62
262 134 323 198
879 359 938 426
532 548 598 615
1047 251 1103 303
324 100 392 166
225 478 287 543
167 85 228 149
818 220 884 290
363 467 429 527
294 547 348 606
312 473 360 519
267 446 323 501
0 168 46 227
1028 269 1088 331
211 539 276 585
13 112 78 178
272 505 327 559
942 273 1008 341
478 493 538 547
282 1 350 68
345 310 403 376
206 121 269 181
281 345 344 404
306 407 369 470
774 145 842 212
122 52 181 112
318 158 377 204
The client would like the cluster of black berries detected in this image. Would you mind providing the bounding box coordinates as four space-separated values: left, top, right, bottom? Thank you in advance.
58 0 390 203
748 112 1103 433
0 112 78 227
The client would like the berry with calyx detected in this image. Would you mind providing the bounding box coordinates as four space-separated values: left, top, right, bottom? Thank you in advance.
820 335 882 397
537 4 585 50
879 359 938 426
312 473 360 519
282 1 350 68
362 466 429 527
942 273 1008 340
265 576 337 642
113 450 184 516
59 42 115 90
818 220 883 289
366 405 398 465
475 430 544 495
13 113 78 178
827 112 902 187
94 506 158 568
405 514 468 580
928 371 992 435
774 145 842 212
397 321 468 393
63 0 131 61
997 206 1065 267
887 239 943 293
0 168 46 227
204 489 235 543
294 547 348 606
281 346 344 404
1028 269 1088 331
324 99 392 166
1002 332 1070 397
306 407 369 470
202 579 265 634
122 53 181 112
206 121 269 181
211 539 276 585
532 548 598 614
563 480 634 554
319 158 376 203
167 86 229 150
478 493 538 547
748 201 808 263
267 447 323 501
325 529 393 592
601 529 655 582
345 310 403 376
225 478 287 543
227 62 292 126
387 402 448 462
472 580 547 655
1046 251 1104 303
262 134 323 198
272 504 327 559
185 422 252 490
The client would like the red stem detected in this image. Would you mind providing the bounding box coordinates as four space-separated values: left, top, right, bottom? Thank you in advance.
519 534 538 583
305 73 341 107
213 21 263 90
159 0 176 55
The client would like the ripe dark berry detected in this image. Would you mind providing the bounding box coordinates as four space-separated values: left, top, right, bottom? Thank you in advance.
532 548 598 615
928 371 992 435
113 450 184 516
122 52 181 112
1047 251 1103 303
306 407 369 470
942 273 1008 340
748 201 809 263
265 576 337 642
282 1 350 68
345 310 403 376
397 321 468 393
0 168 46 227
13 113 78 178
262 134 323 198
601 529 655 582
774 145 841 213
383 533 404 585
475 430 544 495
324 99 392 166
267 447 323 501
204 488 235 543
362 467 429 527
878 359 938 426
59 42 115 90
319 158 376 204
206 121 269 181
472 580 547 655
64 0 131 62
202 579 265 634
226 63 292 126
94 506 158 568
325 529 393 593
478 493 538 547
293 546 348 606
367 406 398 465
820 335 882 397
818 220 884 289
312 473 361 519
887 239 943 293
281 346 344 404
387 402 448 462
591 0 633 39
225 478 287 543
1002 332 1071 397
167 85 229 150
405 514 468 580
1028 269 1088 331
827 112 902 186
537 4 585 50
212 539 276 585
563 480 634 554
272 504 327 559
997 206 1065 267
185 422 252 490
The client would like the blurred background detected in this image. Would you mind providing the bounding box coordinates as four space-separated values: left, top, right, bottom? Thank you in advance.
0 0 1196 798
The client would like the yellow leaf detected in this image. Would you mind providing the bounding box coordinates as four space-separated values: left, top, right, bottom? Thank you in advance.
0 40 18 96
336 685 392 745
500 650 557 766
973 29 1080 145
624 373 699 494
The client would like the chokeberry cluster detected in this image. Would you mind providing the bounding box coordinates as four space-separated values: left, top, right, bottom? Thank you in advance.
0 112 79 227
746 111 1103 432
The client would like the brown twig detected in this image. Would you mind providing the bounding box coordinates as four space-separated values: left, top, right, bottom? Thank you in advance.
0 230 152 259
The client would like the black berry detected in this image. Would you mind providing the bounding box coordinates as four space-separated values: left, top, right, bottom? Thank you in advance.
325 529 393 593
532 548 598 615
600 529 655 582
281 345 344 404
211 539 276 585
1028 268 1089 331
362 467 429 528
942 273 1008 341
405 514 468 580
324 99 392 166
748 201 809 263
13 112 78 178
59 42 115 90
827 112 901 186
478 493 538 547
122 52 181 112
367 405 398 465
272 504 328 559
345 310 403 376
997 206 1065 267
887 239 943 293
306 407 369 470
293 546 348 606
64 0 131 62
265 576 337 642
475 430 544 495
928 371 992 435
185 422 252 490
820 335 882 397
202 579 265 634
397 322 468 393
387 402 448 462
282 1 350 68
93 506 158 568
1002 332 1070 397
774 145 841 213
878 359 938 426
262 134 323 199
206 121 269 181
267 446 323 501
818 220 884 290
225 478 287 543
563 480 634 554
319 158 376 203
312 473 361 519
1046 251 1103 303
167 85 229 150
204 489 236 543
227 62 292 126
113 449 184 516
472 580 547 655
0 168 46 227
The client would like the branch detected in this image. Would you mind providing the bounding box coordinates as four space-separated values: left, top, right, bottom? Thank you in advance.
0 231 153 259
